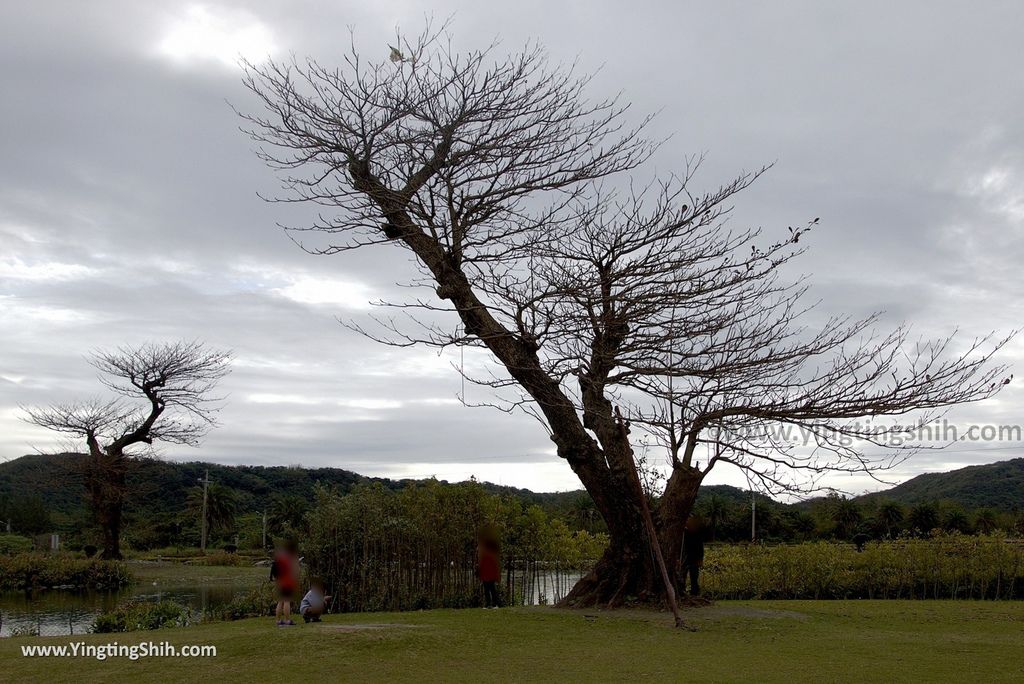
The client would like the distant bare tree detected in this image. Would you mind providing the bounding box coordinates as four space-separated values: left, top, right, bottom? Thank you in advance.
239 24 1012 606
24 342 230 558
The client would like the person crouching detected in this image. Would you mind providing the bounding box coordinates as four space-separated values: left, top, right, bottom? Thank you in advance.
300 577 331 623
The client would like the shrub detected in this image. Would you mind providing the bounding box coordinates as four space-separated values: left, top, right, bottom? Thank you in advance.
93 600 192 633
204 583 277 621
702 533 1024 600
0 534 34 555
0 552 131 590
9 624 41 637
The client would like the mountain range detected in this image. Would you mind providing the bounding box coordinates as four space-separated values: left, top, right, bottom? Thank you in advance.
1 453 1022 522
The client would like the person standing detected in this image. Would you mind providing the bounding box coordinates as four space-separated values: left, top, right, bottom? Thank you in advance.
681 516 706 597
271 538 300 626
476 529 502 608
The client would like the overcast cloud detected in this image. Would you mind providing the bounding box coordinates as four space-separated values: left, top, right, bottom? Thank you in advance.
1 1 1022 493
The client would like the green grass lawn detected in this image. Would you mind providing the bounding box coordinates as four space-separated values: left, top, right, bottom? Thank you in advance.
3 601 1023 683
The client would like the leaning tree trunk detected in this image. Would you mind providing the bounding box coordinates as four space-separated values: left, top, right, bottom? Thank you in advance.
561 463 704 608
364 204 707 609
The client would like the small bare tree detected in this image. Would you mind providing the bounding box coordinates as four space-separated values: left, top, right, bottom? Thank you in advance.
24 342 230 559
239 24 1012 606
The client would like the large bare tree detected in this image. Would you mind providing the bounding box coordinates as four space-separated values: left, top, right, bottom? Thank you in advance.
240 26 1011 606
25 342 230 559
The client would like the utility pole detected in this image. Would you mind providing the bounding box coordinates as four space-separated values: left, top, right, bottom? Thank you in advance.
198 470 210 554
751 491 757 543
742 468 756 543
262 510 267 550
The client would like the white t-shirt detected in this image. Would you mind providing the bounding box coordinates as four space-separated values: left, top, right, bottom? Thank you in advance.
300 588 325 615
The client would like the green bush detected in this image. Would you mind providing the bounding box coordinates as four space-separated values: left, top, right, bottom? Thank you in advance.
0 533 34 555
0 552 131 590
93 600 191 633
204 583 277 621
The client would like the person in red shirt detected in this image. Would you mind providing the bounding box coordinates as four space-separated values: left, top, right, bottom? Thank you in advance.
476 528 502 609
270 538 300 626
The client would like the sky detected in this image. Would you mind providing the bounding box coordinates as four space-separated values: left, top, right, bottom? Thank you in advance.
1 1 1022 494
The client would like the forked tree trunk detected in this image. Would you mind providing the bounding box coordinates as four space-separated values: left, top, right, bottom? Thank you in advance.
560 463 704 607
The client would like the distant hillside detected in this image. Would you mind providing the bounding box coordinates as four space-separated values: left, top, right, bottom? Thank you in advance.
4 453 1023 525
0 453 375 517
860 458 1024 510
0 453 587 520
694 484 776 507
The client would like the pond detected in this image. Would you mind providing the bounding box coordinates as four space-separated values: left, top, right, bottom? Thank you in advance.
0 561 267 637
0 562 584 637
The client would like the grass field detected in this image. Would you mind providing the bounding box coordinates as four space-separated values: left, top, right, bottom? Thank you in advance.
3 601 1022 683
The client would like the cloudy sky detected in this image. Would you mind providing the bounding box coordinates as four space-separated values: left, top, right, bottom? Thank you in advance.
1 1 1022 494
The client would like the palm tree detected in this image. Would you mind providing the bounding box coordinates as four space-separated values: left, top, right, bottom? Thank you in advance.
268 494 309 535
790 511 817 540
187 483 238 538
875 501 905 538
974 508 999 535
570 495 598 533
701 495 730 542
942 508 971 534
830 497 863 540
908 502 940 536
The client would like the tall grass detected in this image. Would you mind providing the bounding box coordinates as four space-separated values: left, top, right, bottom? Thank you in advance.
703 534 1024 600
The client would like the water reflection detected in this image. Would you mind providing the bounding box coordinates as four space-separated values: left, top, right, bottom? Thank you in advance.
1 570 586 637
0 583 246 637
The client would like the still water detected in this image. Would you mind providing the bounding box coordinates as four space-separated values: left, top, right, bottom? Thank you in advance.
0 582 251 637
0 568 584 637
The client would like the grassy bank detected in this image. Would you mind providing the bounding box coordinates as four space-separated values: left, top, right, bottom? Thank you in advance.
3 601 1023 683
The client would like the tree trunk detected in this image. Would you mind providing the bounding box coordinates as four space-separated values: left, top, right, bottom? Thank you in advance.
98 503 122 560
561 463 704 607
656 466 705 582
82 449 127 561
561 499 658 607
374 205 707 609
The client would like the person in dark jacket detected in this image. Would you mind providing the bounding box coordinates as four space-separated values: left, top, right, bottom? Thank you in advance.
681 516 706 596
476 527 502 608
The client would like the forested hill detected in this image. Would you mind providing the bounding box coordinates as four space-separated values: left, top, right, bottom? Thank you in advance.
858 458 1024 510
0 453 592 519
3 453 1023 522
0 453 371 517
